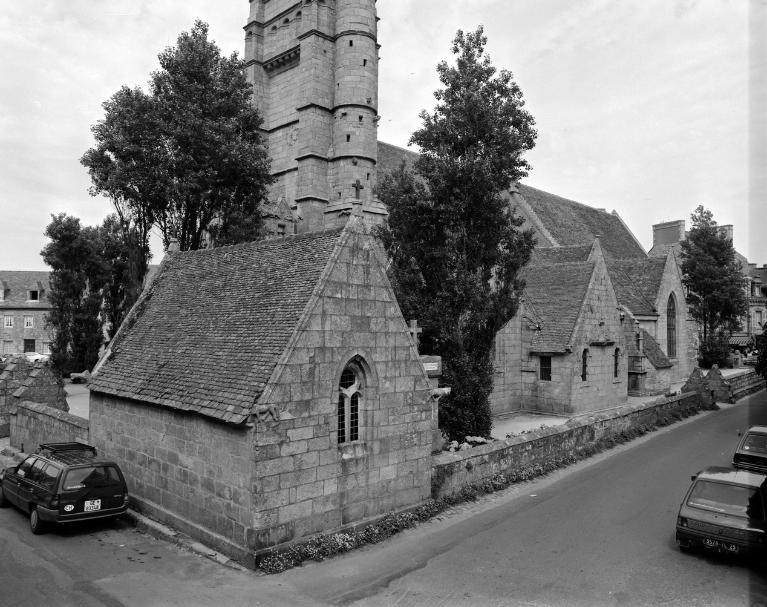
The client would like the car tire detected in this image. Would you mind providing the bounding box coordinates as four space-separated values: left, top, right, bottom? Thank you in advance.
0 487 7 508
29 508 45 535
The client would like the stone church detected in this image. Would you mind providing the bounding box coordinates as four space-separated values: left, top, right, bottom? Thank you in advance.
89 219 436 564
86 0 698 564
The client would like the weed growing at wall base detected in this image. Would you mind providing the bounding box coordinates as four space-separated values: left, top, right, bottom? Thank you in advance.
256 407 709 573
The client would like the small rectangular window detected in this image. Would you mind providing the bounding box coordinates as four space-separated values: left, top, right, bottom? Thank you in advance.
24 316 33 329
539 356 552 381
3 316 13 329
23 339 35 353
2 341 13 354
28 290 39 302
42 342 51 355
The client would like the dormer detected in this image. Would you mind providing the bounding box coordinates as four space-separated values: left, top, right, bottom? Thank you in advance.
27 281 44 302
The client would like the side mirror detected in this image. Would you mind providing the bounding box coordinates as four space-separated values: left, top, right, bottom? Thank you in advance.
691 474 698 481
738 430 743 437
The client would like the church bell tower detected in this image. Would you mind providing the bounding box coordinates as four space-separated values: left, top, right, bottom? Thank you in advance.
244 0 386 233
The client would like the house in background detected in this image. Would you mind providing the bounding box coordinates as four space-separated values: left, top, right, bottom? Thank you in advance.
649 219 765 350
0 271 52 357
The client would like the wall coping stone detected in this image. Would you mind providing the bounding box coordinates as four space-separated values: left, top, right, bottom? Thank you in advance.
11 400 89 428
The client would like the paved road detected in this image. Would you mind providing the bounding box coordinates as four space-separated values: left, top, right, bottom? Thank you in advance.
2 393 767 606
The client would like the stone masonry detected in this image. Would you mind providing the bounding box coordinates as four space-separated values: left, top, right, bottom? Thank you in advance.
245 0 387 232
0 356 67 437
88 220 435 566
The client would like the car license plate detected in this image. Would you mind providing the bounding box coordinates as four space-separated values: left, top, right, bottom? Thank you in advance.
84 499 101 512
702 538 738 553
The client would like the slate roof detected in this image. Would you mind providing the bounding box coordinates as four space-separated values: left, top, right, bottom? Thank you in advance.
530 245 592 265
521 262 595 353
514 184 647 260
0 271 51 309
377 142 418 174
605 257 667 316
641 329 673 369
90 229 346 424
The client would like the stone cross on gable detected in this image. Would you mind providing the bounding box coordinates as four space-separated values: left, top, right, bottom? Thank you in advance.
352 179 364 199
407 319 423 353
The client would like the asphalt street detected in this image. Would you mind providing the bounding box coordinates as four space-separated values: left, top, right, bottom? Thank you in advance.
1 392 766 607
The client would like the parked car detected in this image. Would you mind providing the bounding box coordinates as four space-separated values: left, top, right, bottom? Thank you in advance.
0 442 129 534
733 426 767 474
676 466 767 557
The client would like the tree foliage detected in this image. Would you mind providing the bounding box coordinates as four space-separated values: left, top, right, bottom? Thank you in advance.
376 27 537 440
680 205 747 344
41 214 140 376
81 20 273 253
41 215 107 376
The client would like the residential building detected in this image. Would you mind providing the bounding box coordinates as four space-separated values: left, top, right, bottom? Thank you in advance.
0 271 52 357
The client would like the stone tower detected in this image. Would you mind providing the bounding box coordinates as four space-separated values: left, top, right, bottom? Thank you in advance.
244 0 387 233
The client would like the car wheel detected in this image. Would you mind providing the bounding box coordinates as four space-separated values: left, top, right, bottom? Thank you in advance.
29 508 45 535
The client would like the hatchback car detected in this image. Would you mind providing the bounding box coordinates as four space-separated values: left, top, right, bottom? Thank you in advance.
733 426 767 474
676 466 767 557
0 442 129 534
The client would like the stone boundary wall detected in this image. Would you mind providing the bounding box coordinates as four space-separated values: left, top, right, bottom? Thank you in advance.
431 393 702 499
683 366 765 404
9 401 88 453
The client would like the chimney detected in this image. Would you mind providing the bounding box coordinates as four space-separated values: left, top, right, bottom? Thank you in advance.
652 220 685 247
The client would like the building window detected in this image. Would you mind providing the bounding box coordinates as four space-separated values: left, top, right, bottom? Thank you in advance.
28 290 39 302
23 339 35 353
757 310 764 328
2 341 13 354
539 356 552 381
24 316 33 329
3 316 12 329
614 348 620 378
42 342 51 355
338 360 365 444
581 349 589 381
667 294 677 358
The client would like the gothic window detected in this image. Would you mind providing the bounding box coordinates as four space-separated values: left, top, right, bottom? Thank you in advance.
667 294 677 358
337 360 364 444
581 349 589 381
540 356 552 381
613 348 620 378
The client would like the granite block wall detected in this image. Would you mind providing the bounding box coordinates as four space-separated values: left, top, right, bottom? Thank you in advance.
433 392 702 499
9 400 88 452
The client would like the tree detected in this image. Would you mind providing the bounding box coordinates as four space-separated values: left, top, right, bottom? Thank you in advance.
680 205 747 364
41 214 108 376
376 27 537 440
81 20 273 253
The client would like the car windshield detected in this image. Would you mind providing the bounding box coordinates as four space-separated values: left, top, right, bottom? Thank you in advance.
687 480 764 519
63 466 122 490
742 433 767 455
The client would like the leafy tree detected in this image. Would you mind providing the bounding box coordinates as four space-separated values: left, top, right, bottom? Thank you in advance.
41 214 108 376
680 206 747 356
756 331 767 381
377 27 537 440
81 20 273 253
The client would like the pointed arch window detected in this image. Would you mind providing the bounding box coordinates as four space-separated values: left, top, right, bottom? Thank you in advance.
338 360 364 443
581 349 589 381
667 294 677 359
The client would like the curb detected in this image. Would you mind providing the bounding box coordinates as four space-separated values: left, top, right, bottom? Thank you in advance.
125 509 248 572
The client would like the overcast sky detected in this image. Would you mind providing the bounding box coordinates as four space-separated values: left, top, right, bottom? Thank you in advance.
1 0 764 271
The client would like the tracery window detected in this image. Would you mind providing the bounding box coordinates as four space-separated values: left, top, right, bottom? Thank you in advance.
337 360 364 443
667 294 677 359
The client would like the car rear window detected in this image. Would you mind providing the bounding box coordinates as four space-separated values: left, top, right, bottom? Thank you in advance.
742 433 767 455
687 480 764 519
63 466 122 490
